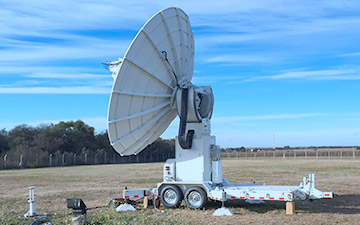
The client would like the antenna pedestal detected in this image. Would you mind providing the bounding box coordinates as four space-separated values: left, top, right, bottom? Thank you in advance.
164 121 222 184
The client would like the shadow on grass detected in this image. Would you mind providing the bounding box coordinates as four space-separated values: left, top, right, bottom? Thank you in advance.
296 194 360 214
202 194 360 215
204 200 285 213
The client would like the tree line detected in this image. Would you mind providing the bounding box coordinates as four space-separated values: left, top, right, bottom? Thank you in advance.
0 120 175 169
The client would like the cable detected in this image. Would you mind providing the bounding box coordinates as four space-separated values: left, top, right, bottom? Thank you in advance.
178 88 194 149
162 51 195 149
29 216 52 225
161 51 179 87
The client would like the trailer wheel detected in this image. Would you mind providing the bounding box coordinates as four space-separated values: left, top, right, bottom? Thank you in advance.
184 187 207 209
160 185 183 208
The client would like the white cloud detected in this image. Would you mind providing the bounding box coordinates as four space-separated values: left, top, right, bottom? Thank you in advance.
207 54 274 64
246 67 360 81
0 39 129 62
25 73 109 79
339 52 360 57
0 1 155 36
0 66 105 74
0 86 111 94
192 75 244 85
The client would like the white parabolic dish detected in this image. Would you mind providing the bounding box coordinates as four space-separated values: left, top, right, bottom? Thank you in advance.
107 7 195 156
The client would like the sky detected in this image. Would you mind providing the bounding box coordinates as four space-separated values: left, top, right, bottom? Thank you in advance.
0 0 359 148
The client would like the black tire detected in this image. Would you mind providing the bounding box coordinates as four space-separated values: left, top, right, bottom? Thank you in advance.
184 187 207 209
159 185 183 208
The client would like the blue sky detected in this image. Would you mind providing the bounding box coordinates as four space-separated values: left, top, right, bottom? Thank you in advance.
1 0 359 147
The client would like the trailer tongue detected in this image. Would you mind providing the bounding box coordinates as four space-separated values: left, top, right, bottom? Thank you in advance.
209 174 333 202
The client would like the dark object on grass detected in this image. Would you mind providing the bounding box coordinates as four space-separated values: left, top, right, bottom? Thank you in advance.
29 216 52 225
66 198 87 215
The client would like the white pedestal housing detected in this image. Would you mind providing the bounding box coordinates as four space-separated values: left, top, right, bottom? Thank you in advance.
175 122 212 182
163 121 222 184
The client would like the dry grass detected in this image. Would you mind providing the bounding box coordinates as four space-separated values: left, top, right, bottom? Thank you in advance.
1 159 360 224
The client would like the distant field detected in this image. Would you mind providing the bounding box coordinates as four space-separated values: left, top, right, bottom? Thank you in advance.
1 159 360 224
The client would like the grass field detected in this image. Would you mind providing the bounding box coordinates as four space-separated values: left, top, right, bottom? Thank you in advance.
1 159 360 224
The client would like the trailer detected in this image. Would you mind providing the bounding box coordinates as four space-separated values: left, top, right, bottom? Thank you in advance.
121 173 332 211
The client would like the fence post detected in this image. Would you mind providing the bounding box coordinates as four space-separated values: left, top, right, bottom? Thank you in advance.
340 150 342 159
4 155 7 169
305 151 307 160
19 154 24 168
236 151 239 159
282 152 285 159
85 154 88 165
316 151 318 160
328 151 330 159
254 152 256 159
74 153 77 165
273 150 275 159
62 154 65 166
263 151 266 159
227 152 230 159
245 152 247 158
353 147 356 160
49 154 53 167
294 151 296 159
35 156 38 167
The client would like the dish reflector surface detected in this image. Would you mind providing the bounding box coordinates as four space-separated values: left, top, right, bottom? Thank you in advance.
108 7 194 155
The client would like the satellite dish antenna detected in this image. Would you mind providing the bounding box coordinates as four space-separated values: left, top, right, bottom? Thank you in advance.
107 7 198 156
106 7 333 211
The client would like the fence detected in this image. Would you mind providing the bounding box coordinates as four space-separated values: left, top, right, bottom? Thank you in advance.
0 150 174 170
221 147 359 160
1 148 358 169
